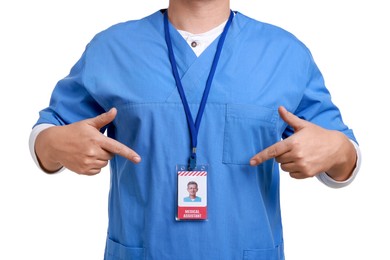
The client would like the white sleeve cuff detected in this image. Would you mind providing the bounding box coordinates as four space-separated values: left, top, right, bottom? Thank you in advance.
316 140 361 188
29 124 65 173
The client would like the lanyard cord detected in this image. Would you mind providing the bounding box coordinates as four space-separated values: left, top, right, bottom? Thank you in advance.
164 10 234 169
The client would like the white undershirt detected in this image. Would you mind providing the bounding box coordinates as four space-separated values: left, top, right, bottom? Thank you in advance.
29 22 361 188
177 20 226 57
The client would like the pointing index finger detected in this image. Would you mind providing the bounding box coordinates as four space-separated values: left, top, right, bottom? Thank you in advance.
100 135 141 164
250 139 291 166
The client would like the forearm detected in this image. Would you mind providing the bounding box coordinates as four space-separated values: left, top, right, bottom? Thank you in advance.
34 126 64 173
318 139 361 188
324 132 358 181
30 124 63 173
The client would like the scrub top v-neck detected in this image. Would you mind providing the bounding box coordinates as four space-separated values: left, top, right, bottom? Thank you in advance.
34 10 358 260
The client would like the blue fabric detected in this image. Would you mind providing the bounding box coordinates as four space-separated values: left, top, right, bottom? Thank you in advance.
164 10 234 169
34 10 357 260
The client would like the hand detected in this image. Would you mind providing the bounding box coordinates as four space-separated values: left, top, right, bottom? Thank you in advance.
35 108 141 175
249 106 356 180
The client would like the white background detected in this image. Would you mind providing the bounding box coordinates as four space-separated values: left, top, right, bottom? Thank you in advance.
0 0 388 259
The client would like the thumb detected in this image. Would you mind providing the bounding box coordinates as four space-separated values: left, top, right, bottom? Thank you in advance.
278 106 306 131
86 108 117 130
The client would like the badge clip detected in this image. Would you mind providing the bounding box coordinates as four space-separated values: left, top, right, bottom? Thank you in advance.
188 147 197 170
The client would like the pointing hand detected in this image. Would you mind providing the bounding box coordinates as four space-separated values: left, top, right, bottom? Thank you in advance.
35 108 141 175
249 106 355 180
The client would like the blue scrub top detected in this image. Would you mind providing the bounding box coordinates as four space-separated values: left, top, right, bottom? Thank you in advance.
35 10 357 260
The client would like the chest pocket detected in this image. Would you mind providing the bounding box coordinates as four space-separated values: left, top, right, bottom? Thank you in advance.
222 104 279 165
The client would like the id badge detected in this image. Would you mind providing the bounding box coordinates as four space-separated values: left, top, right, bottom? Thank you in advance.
176 164 208 221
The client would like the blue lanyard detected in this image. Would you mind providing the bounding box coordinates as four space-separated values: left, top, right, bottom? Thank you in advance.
164 10 234 170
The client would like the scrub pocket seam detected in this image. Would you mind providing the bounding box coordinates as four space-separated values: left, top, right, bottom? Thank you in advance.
222 104 278 165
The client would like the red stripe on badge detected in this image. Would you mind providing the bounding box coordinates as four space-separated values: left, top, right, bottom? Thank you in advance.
178 171 207 176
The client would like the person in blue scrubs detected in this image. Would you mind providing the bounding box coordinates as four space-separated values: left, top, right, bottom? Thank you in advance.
29 0 360 259
183 181 202 202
